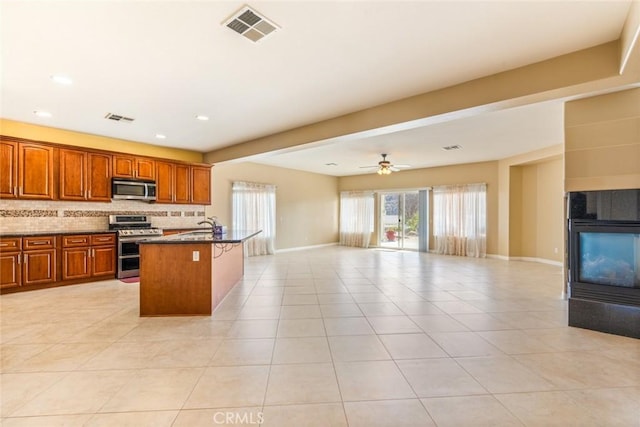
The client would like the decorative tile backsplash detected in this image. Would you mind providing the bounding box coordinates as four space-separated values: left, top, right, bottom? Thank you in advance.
0 199 206 233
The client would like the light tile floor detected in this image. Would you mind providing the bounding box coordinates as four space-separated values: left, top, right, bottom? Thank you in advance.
1 247 639 426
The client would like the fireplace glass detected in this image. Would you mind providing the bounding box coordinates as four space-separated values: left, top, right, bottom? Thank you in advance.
579 232 639 288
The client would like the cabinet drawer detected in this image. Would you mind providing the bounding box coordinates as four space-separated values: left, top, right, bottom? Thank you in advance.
23 236 55 250
63 235 90 248
91 234 115 246
0 237 22 252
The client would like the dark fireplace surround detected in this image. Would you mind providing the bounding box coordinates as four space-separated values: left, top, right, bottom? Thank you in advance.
567 189 640 339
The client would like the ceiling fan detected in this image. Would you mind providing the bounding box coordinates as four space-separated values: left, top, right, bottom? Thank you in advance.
359 153 410 175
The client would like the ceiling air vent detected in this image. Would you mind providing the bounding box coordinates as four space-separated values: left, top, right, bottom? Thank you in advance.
224 5 279 43
442 145 462 151
104 113 135 123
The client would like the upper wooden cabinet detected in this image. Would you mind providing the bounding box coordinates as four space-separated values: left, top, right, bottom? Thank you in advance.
191 166 211 205
113 155 155 180
1 135 209 204
156 161 195 204
0 140 19 198
59 149 111 201
1 140 54 200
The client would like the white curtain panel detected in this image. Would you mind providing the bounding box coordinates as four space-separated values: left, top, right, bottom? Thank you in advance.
433 183 487 258
232 181 276 256
339 191 374 248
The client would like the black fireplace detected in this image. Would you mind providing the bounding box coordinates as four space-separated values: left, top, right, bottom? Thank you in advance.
567 189 640 338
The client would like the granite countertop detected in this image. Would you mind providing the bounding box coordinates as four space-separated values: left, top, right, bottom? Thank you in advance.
0 230 116 238
138 230 262 244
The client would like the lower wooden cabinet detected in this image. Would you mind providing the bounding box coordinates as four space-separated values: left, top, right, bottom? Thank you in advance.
0 233 116 293
62 234 116 280
23 249 56 285
0 236 56 289
0 252 21 289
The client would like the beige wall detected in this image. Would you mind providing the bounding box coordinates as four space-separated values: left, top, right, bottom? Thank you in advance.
338 161 499 255
498 144 564 262
1 119 204 163
510 157 564 262
565 88 640 191
208 162 339 250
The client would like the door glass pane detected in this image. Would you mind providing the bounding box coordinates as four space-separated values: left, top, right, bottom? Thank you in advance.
380 191 420 250
402 192 419 250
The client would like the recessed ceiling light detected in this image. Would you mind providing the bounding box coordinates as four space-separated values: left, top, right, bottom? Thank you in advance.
33 110 52 118
155 134 166 139
196 115 209 121
50 75 73 85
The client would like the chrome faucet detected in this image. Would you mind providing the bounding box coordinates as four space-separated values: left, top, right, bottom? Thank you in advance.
197 216 218 228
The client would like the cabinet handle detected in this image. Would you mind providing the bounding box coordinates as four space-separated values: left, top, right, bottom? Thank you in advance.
92 248 96 257
68 239 85 243
31 241 48 245
0 243 8 247
24 254 28 265
17 254 21 264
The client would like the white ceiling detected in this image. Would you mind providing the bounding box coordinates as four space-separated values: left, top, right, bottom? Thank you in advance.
1 1 634 176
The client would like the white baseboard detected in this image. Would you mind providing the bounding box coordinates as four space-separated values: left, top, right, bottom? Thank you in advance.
275 242 338 253
510 256 563 267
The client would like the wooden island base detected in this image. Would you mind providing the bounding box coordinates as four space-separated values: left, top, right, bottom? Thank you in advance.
139 241 244 316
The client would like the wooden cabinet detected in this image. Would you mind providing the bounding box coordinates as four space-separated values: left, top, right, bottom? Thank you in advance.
155 161 195 204
62 234 115 280
113 155 155 180
0 237 22 289
1 140 54 200
60 149 111 201
22 236 56 286
90 234 116 276
0 140 19 198
1 236 57 288
19 143 55 200
191 166 211 205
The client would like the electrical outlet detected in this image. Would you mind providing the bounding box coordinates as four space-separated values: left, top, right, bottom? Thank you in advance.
192 251 200 261
554 247 559 254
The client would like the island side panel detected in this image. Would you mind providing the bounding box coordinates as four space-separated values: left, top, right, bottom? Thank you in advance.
140 243 212 316
211 243 244 310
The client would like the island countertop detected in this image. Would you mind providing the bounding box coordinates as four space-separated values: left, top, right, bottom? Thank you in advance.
138 229 262 244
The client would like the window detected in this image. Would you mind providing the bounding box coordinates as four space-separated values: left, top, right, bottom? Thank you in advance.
339 191 374 248
433 183 487 257
232 181 276 256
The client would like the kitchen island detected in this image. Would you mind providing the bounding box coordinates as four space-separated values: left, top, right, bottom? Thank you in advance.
138 230 261 316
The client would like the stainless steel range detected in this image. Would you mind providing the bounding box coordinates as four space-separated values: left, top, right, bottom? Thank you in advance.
109 215 163 279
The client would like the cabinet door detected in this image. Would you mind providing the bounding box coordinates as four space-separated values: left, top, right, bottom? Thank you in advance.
23 249 56 285
92 245 116 276
174 164 191 204
0 252 21 288
59 149 87 200
112 155 135 178
18 143 55 200
135 158 155 180
191 166 211 205
0 140 18 198
88 153 111 201
155 161 174 203
62 247 90 280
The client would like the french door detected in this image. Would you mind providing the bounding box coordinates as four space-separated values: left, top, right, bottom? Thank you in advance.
380 191 420 250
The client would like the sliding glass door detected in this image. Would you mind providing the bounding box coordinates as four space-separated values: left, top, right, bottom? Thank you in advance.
380 191 420 250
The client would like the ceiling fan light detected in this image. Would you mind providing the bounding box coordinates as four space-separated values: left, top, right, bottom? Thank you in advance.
377 168 383 175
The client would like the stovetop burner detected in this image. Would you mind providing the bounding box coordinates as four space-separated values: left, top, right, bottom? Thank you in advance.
109 215 162 237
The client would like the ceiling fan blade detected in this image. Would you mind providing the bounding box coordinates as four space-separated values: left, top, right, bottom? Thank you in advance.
359 165 379 168
393 164 411 168
390 167 400 172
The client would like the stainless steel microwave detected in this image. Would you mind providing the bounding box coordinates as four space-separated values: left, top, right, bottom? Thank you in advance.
112 178 157 201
